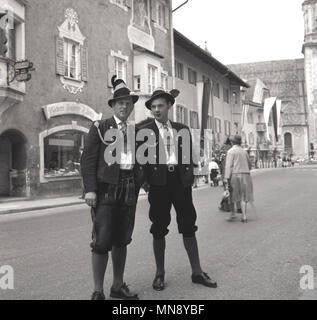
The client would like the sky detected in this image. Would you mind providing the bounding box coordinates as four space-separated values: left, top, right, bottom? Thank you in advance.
173 0 305 65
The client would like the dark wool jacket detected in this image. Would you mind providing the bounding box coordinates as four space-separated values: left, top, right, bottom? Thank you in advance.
139 119 194 187
81 117 145 193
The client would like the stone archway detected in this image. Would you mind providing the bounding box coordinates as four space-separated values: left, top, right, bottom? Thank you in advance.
0 129 27 197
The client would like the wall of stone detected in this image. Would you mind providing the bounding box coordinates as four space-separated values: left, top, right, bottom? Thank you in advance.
229 59 309 158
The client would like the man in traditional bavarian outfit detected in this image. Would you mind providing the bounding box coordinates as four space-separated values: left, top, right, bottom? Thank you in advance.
140 88 218 291
81 76 144 300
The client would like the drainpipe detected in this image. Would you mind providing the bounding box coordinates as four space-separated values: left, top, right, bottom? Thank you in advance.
171 0 190 121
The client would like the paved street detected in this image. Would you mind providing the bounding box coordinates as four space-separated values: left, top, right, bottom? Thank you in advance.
0 166 317 300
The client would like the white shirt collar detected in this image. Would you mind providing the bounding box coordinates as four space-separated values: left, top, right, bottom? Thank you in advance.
113 115 129 126
155 119 171 130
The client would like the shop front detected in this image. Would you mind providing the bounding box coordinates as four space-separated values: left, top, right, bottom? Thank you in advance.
38 102 102 196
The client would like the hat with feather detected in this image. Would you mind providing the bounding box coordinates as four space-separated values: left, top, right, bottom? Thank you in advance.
145 87 180 110
108 75 139 107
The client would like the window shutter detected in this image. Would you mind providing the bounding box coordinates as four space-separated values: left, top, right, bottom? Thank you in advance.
167 75 172 90
125 0 132 9
81 42 88 82
164 5 170 29
151 0 157 22
184 108 188 126
56 36 64 76
108 55 116 88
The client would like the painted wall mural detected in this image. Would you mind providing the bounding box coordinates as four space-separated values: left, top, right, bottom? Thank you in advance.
133 0 151 34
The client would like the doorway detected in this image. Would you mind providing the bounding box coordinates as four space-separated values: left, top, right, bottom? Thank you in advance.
284 132 293 154
0 130 27 197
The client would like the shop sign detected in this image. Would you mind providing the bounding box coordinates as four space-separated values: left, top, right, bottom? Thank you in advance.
42 102 102 122
49 139 75 147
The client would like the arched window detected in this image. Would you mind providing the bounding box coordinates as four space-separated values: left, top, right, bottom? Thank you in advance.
284 132 293 153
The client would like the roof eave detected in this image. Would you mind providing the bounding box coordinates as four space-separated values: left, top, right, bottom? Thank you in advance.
174 29 249 88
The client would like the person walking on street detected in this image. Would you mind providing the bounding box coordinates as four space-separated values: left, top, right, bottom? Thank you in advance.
81 76 144 300
140 88 217 292
224 135 254 223
209 157 219 187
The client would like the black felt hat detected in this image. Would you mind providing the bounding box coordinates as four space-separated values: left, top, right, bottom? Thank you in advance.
108 76 139 107
145 88 180 110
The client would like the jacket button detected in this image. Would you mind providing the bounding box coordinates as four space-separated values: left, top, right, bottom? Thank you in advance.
139 166 143 170
186 167 189 171
154 167 158 171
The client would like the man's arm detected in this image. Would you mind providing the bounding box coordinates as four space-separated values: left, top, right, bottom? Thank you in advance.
246 152 252 170
81 122 101 194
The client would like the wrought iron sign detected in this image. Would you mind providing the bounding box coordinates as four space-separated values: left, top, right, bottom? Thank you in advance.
7 59 35 84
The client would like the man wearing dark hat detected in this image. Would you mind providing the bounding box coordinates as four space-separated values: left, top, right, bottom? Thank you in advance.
139 88 217 291
81 76 144 300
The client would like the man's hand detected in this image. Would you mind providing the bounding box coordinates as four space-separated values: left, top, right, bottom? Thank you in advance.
85 192 97 208
224 190 230 198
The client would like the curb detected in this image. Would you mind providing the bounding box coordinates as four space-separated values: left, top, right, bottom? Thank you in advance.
0 200 85 215
0 184 211 215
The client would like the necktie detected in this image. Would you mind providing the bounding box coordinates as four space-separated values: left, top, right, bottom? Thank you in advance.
163 124 171 158
120 121 128 153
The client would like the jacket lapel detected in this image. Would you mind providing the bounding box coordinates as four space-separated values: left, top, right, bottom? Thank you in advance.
109 116 118 129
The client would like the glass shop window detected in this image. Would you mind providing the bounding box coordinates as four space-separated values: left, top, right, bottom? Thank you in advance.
44 131 85 178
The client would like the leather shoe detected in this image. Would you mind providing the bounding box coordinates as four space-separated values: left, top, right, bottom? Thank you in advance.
110 283 139 300
91 291 105 300
152 275 165 291
192 272 217 288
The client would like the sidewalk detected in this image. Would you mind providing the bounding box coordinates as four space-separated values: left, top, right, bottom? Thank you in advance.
0 165 313 215
0 196 86 215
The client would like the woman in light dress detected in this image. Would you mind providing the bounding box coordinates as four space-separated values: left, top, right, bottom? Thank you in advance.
224 135 254 223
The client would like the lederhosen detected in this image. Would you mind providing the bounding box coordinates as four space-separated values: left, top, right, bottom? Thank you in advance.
90 121 138 254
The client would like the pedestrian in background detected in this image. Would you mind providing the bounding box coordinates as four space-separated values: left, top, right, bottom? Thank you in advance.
209 157 219 187
219 138 232 179
218 138 235 212
224 135 254 223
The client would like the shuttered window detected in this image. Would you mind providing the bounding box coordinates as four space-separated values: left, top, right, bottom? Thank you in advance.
64 40 78 79
176 105 188 125
188 68 197 85
215 118 222 133
148 64 158 94
107 54 128 87
213 82 220 98
161 73 168 90
190 111 199 129
175 61 184 80
56 37 88 82
223 88 229 103
152 0 170 29
115 57 127 82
